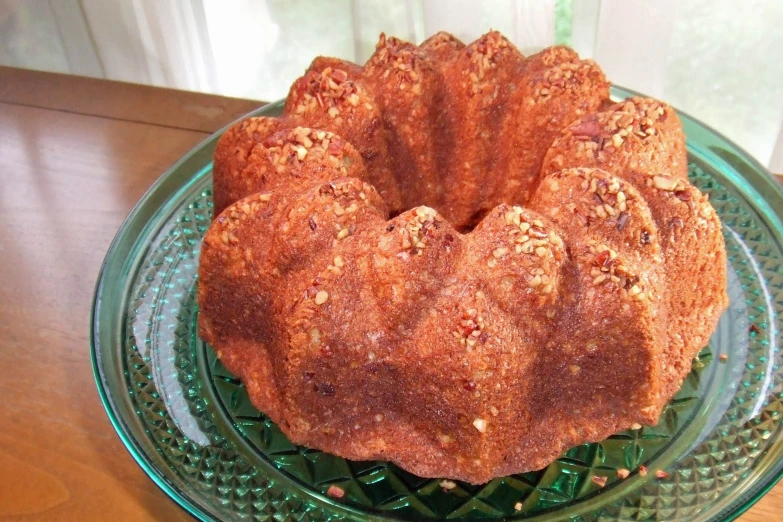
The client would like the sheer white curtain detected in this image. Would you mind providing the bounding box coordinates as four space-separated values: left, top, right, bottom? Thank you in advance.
2 0 783 171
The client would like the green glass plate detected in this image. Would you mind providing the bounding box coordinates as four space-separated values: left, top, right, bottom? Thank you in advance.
92 87 783 521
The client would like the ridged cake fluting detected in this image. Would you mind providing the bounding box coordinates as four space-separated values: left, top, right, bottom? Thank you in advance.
198 30 728 484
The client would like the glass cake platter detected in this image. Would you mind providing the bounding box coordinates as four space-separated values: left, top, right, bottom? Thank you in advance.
91 86 783 521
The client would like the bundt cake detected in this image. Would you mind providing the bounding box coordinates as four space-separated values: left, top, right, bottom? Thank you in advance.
199 30 728 484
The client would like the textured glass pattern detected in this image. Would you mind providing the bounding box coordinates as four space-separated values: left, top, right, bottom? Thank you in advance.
92 92 783 521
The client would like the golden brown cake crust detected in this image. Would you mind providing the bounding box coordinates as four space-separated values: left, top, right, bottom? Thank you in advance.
361 34 448 213
212 125 367 217
284 66 404 213
496 50 610 205
199 31 729 484
436 31 527 229
541 98 727 395
212 116 283 216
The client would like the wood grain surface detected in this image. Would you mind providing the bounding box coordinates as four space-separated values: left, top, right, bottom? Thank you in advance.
0 66 781 521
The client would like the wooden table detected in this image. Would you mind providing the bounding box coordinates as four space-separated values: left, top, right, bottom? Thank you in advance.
0 66 780 521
